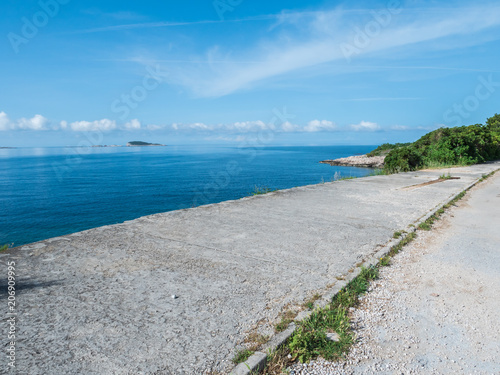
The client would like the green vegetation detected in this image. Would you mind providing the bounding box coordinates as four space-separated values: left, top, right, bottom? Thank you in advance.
127 141 164 146
232 349 255 365
382 115 500 174
439 172 452 179
369 169 387 176
367 143 411 157
393 231 402 239
0 244 8 252
303 294 322 310
286 266 378 363
251 186 277 196
418 222 432 231
486 113 500 132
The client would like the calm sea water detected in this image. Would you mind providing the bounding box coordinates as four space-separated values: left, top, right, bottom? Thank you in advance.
0 145 376 247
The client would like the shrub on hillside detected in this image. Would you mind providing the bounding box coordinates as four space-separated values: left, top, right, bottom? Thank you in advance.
367 142 411 157
383 117 500 174
384 146 423 173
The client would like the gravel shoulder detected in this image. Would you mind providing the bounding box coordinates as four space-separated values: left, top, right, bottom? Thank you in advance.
290 171 500 375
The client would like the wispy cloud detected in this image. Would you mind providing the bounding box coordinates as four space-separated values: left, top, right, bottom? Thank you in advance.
72 14 279 34
343 97 424 102
153 3 500 97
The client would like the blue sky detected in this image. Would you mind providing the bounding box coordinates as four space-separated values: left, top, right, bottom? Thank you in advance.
1 0 500 147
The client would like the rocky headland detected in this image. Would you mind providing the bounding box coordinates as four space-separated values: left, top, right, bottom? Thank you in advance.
320 155 385 168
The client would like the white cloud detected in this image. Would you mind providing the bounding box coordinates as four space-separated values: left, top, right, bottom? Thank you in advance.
232 120 274 132
147 124 162 131
281 121 300 132
0 112 381 134
70 119 117 132
350 121 380 132
304 120 336 132
0 112 49 131
0 112 10 131
124 119 141 130
16 115 49 130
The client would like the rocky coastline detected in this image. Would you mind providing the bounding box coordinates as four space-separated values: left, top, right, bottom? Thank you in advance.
320 155 385 168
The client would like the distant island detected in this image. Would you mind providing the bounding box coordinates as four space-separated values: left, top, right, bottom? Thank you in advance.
91 141 166 148
127 141 166 147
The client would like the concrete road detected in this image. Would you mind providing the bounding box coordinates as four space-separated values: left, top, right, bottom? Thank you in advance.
1 163 499 374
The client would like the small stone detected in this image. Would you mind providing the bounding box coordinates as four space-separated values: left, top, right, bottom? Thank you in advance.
171 295 178 299
326 332 340 342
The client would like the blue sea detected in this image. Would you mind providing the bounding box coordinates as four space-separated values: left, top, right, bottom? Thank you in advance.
0 145 376 247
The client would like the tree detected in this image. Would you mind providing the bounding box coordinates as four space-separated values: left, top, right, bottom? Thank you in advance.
486 113 500 132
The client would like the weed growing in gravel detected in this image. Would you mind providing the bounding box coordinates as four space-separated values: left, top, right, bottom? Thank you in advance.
303 294 322 310
418 222 432 231
261 346 293 375
379 255 391 267
245 333 270 351
388 232 417 257
439 172 452 179
393 231 402 239
0 244 8 252
275 310 298 333
479 170 496 182
286 266 379 363
232 349 255 364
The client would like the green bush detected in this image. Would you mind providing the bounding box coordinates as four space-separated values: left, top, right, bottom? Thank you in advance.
367 142 411 157
486 113 500 132
384 146 423 173
383 115 500 174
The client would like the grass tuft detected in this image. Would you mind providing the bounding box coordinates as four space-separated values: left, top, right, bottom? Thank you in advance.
439 172 452 179
232 349 255 365
285 266 378 364
275 310 298 333
418 222 432 231
303 294 322 310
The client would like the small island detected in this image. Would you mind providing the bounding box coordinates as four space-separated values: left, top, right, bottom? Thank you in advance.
127 141 166 147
